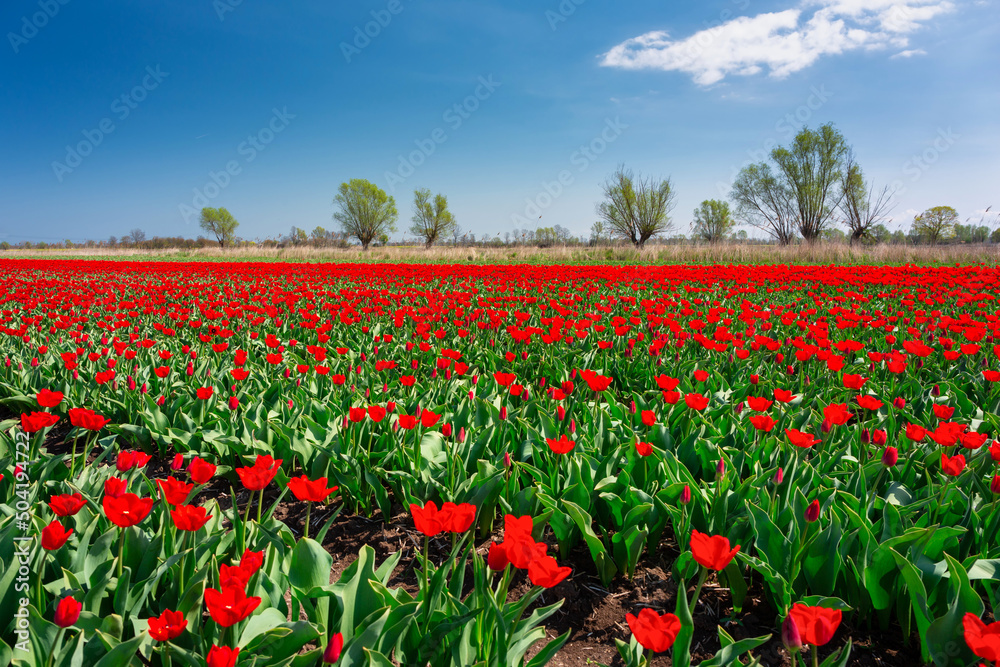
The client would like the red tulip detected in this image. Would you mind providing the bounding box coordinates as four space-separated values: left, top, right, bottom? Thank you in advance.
690 529 740 570
68 407 109 431
116 450 152 472
48 493 86 517
787 603 841 646
545 434 575 454
188 457 217 484
236 455 282 491
627 608 681 653
348 407 366 423
684 393 709 410
882 447 899 467
54 596 81 628
171 453 184 471
147 609 188 641
438 501 476 532
680 485 691 505
102 493 154 527
36 388 64 408
527 553 571 588
171 504 212 531
287 475 339 503
749 414 777 432
204 585 261 627
823 403 853 426
964 613 1000 662
805 499 821 523
640 410 656 426
206 646 240 667
410 501 444 537
420 410 440 428
398 414 417 430
323 633 344 663
488 542 509 571
368 405 387 422
104 477 128 498
941 452 966 477
41 520 73 550
21 411 59 433
746 396 773 412
635 440 653 457
785 429 819 448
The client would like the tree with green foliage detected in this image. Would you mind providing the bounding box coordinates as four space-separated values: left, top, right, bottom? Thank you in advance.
691 199 735 243
596 166 675 248
199 207 239 248
911 206 958 244
409 189 457 248
732 123 849 244
333 179 398 251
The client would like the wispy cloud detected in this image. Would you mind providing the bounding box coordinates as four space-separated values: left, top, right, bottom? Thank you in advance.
891 48 928 58
600 0 954 85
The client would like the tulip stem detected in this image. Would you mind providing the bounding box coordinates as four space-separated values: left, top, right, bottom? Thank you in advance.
45 628 64 667
257 488 264 524
689 566 709 613
117 528 126 579
931 477 952 525
421 535 431 625
812 644 819 667
303 502 312 540
161 643 173 667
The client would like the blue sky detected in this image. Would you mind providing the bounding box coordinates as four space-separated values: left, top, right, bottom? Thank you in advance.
2 0 998 245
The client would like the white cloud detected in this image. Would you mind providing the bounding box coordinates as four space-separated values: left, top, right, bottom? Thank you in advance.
891 48 928 57
600 0 953 85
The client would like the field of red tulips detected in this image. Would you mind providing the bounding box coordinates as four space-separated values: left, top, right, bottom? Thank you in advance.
2 258 1000 667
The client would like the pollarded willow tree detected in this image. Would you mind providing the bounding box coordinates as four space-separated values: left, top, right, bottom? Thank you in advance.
333 179 398 251
596 166 675 248
409 188 457 248
691 199 735 243
838 151 894 246
731 123 849 244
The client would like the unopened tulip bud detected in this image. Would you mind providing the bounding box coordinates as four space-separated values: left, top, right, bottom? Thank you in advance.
821 419 832 434
773 467 784 484
805 499 821 523
569 418 576 434
538 377 546 387
341 416 348 429
499 406 507 421
992 475 1000 495
893 396 906 409
31 358 38 368
504 451 511 468
882 446 898 467
734 401 744 415
171 453 184 471
861 428 870 444
322 632 343 663
360 352 367 362
140 382 148 394
872 429 887 446
680 484 691 505
442 423 452 437
364 387 370 398
782 614 802 653
186 363 194 377
288 399 294 409
229 396 239 410
931 383 940 396
156 396 166 407
458 426 466 442
72 369 78 380
468 390 475 400
522 351 528 360
557 405 566 421
750 374 759 385
296 378 302 387
716 458 726 479
431 369 438 379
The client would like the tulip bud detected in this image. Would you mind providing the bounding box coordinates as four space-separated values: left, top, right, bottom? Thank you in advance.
734 401 744 415
468 390 475 400
821 419 832 434
411 359 419 370
140 382 148 394
186 362 194 377
716 458 726 480
127 376 136 391
522 351 528 360
171 453 184 470
364 387 370 398
31 357 39 368
805 499 821 523
431 369 438 379
931 383 940 396
629 400 636 414
538 377 546 387
156 396 166 407
504 451 512 468
893 396 906 409
782 614 802 653
499 406 507 421
288 399 294 409
750 374 759 384
773 467 784 485
861 428 870 444
557 405 566 421
680 484 691 505
322 633 344 663
992 475 1000 495
442 423 453 437
569 418 576 434
882 446 898 467
229 396 239 410
458 426 466 442
872 429 887 446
